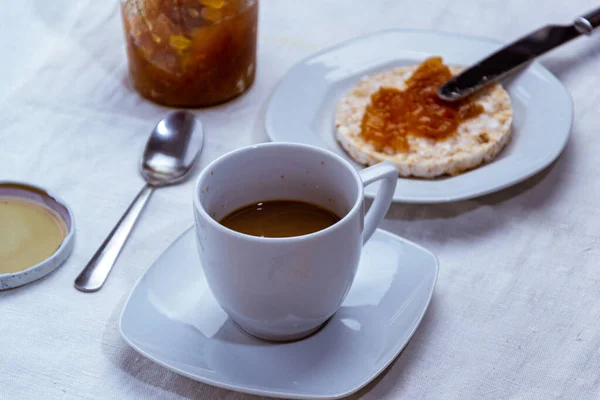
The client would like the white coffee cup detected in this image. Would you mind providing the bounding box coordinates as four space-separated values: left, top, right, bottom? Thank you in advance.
193 143 397 341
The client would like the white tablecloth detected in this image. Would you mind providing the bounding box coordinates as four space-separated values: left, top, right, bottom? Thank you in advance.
2 0 600 399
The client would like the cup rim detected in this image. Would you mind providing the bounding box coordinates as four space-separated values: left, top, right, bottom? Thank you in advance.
193 142 364 243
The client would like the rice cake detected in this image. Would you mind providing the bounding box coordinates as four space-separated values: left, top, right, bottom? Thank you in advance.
335 65 513 178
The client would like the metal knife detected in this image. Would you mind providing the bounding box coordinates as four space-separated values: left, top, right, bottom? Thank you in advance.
438 6 600 101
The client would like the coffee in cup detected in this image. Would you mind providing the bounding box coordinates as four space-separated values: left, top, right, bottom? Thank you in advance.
220 199 340 238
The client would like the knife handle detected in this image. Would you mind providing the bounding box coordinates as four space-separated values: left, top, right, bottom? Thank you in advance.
576 6 600 34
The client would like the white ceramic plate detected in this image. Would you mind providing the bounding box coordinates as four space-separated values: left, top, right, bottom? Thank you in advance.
265 29 573 203
120 227 438 399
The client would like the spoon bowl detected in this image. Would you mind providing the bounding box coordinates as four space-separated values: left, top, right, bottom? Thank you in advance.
142 111 203 186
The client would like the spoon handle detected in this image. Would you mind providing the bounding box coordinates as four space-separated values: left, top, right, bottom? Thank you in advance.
74 185 154 292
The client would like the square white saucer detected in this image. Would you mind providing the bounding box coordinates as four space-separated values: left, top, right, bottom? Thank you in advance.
120 227 438 399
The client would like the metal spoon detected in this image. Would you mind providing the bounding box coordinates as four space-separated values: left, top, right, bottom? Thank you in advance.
74 111 204 292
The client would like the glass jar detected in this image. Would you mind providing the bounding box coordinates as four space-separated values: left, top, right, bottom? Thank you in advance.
120 0 258 107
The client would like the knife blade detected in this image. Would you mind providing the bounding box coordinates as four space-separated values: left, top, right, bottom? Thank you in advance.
438 6 600 101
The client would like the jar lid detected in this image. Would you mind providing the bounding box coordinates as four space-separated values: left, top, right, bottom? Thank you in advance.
0 181 75 290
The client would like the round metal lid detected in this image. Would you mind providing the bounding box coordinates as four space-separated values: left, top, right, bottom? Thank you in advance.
0 181 75 290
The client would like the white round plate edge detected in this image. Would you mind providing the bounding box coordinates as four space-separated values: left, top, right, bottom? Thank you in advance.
264 28 574 204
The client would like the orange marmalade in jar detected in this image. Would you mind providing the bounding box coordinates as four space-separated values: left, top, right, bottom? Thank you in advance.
121 0 258 107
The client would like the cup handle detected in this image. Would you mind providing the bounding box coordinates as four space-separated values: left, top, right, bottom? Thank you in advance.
359 161 398 244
